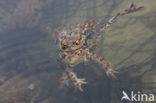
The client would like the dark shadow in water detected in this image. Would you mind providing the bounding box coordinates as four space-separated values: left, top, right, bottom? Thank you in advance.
115 34 156 68
111 52 156 103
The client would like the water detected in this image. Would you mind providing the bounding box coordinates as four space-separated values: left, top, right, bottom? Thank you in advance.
0 0 156 103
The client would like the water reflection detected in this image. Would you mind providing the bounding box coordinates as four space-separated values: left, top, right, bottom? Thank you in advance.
0 0 156 103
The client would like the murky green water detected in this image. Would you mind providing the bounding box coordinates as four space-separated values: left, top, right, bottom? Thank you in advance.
0 0 156 103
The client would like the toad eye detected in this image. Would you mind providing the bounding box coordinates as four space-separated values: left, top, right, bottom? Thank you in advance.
73 40 80 45
62 44 68 50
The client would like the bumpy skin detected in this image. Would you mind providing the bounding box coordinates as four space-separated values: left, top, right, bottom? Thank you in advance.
54 3 144 92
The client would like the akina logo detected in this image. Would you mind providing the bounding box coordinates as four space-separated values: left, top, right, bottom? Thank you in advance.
121 91 155 102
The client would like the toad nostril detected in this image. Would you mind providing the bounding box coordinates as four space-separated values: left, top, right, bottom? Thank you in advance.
62 54 67 59
62 44 68 50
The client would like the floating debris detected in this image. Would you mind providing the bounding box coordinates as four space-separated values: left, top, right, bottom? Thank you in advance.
27 83 35 90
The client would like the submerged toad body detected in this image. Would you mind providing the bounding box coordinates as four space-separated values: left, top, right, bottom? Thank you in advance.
54 3 144 92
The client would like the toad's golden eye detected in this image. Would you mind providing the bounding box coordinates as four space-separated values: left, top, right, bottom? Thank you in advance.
62 44 68 50
73 40 80 45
